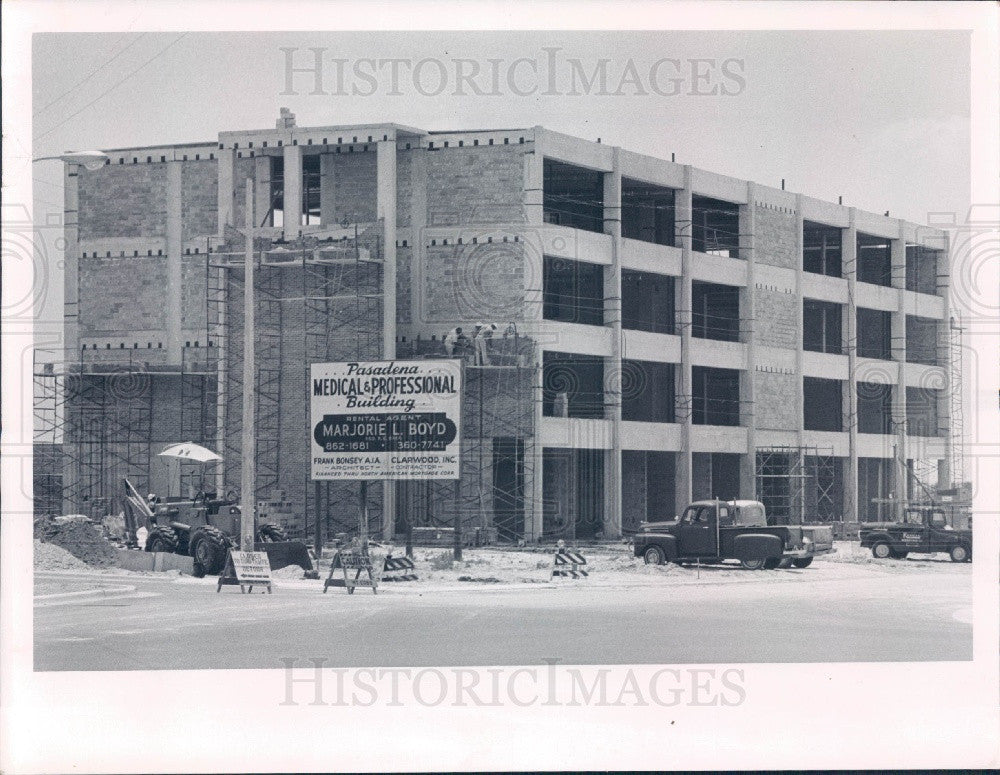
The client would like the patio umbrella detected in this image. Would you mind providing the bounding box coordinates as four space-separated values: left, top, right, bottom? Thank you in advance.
158 442 222 463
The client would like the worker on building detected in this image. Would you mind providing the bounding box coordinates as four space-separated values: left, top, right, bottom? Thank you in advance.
443 326 467 358
473 322 498 365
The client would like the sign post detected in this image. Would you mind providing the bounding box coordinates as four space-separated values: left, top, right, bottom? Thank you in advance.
240 179 256 552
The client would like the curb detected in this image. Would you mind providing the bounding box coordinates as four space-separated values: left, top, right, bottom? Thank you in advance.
34 584 137 606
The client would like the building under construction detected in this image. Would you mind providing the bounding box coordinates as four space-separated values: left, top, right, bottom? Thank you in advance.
34 110 967 541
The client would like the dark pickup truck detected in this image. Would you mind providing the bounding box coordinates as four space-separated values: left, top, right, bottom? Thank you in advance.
634 499 834 570
859 506 972 562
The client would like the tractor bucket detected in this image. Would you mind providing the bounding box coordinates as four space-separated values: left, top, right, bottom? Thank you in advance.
255 540 315 572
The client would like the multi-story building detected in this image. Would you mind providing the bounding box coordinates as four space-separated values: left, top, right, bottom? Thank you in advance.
39 109 957 540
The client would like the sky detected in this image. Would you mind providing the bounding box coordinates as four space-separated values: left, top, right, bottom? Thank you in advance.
30 30 971 325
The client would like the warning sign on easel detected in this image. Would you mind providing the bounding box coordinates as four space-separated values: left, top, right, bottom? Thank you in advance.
217 550 273 593
324 550 378 594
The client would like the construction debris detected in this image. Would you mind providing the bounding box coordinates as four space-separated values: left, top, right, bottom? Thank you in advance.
34 539 91 571
33 515 119 568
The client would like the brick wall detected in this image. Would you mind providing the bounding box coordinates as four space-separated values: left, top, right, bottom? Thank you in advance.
421 240 526 325
182 160 218 239
753 286 798 349
80 256 166 333
754 203 798 269
181 254 208 332
426 145 525 226
396 148 413 229
79 164 167 239
330 151 377 223
753 370 799 431
396 244 412 324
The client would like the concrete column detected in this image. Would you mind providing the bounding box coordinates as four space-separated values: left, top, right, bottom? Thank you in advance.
254 156 271 228
602 149 623 538
675 168 694 512
217 147 235 238
377 137 398 538
525 137 545 541
794 195 806 450
63 162 81 364
793 195 806 523
410 147 427 329
889 221 908 516
283 144 303 239
739 183 757 499
166 161 183 366
844 212 859 521
320 153 336 226
938 235 954 488
524 134 544 226
61 162 82 514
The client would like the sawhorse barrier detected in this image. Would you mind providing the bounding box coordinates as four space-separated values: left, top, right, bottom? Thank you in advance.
324 551 378 594
381 555 418 582
551 547 589 579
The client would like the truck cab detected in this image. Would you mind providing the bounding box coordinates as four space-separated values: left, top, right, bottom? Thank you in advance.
633 499 833 570
859 506 972 562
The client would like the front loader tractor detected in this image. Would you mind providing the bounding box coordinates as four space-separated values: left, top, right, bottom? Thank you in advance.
121 478 312 576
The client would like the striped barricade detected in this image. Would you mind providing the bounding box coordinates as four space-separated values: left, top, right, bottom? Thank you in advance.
551 546 589 579
381 555 418 582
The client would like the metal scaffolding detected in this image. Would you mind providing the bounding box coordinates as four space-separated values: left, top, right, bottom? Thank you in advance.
394 330 537 543
32 349 213 518
207 222 384 541
755 446 838 524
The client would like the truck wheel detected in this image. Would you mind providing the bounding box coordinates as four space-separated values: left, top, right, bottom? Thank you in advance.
791 557 813 568
740 558 766 570
891 550 908 559
871 541 893 559
763 557 781 570
949 544 970 563
643 546 665 565
189 526 229 575
145 526 179 554
256 522 286 542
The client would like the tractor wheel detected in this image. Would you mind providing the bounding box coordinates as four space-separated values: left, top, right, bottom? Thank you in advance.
871 541 893 559
145 526 179 554
740 558 767 570
643 546 665 565
256 522 286 542
188 525 229 575
791 557 814 569
949 544 971 563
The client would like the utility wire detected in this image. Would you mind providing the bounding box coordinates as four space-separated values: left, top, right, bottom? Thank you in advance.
35 33 189 142
33 33 148 118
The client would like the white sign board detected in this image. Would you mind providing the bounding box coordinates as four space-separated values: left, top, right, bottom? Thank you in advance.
310 360 461 481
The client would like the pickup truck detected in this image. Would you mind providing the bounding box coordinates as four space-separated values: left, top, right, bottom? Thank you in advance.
634 499 834 570
859 505 972 562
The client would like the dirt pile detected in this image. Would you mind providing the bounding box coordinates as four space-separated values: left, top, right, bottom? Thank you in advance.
33 515 119 568
34 539 91 571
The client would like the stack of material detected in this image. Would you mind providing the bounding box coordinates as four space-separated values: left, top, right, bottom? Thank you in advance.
33 515 118 568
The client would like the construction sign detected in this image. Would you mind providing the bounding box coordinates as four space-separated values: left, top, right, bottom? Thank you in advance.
217 550 273 593
324 550 378 594
310 360 461 481
380 555 418 582
551 544 589 579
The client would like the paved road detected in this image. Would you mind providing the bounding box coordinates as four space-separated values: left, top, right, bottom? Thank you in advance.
34 562 971 670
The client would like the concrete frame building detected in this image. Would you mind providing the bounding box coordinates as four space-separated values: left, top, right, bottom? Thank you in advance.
40 111 957 541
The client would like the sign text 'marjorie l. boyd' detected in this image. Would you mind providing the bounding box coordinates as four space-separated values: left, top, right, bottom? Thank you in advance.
310 360 462 481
